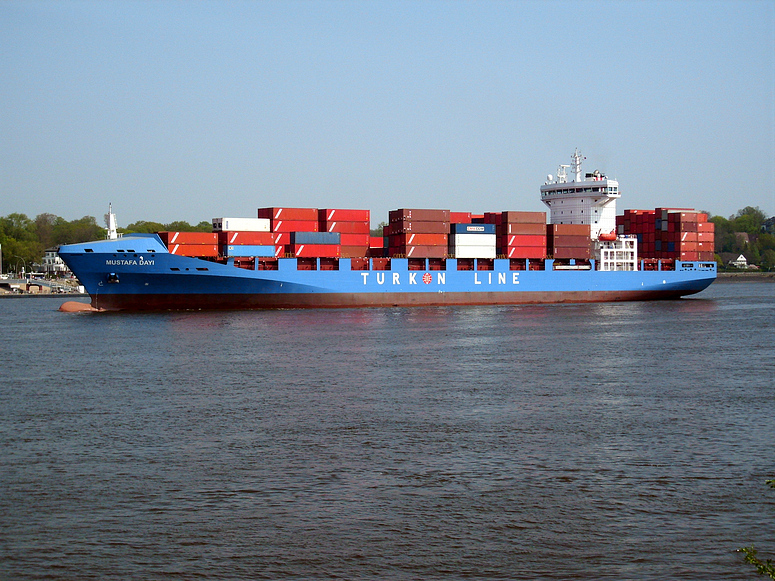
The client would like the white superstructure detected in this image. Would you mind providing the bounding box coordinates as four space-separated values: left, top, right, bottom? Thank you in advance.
540 149 619 239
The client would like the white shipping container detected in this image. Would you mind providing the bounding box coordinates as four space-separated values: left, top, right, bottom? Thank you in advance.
450 245 497 259
212 217 271 232
451 233 497 247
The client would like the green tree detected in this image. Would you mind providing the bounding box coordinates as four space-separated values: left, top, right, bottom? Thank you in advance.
125 220 166 233
738 480 775 579
761 249 775 271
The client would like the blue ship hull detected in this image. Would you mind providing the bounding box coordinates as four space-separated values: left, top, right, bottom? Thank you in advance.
58 234 717 311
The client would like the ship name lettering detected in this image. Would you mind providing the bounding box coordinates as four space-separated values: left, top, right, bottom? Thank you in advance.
376 273 385 285
409 273 417 285
392 273 400 285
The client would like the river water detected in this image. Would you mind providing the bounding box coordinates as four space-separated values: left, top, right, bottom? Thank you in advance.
1 281 773 580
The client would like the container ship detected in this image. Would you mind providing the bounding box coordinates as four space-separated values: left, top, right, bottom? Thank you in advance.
57 151 716 311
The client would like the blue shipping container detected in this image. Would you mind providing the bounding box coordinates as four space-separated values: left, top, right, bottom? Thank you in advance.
450 223 496 234
224 245 276 257
291 231 341 244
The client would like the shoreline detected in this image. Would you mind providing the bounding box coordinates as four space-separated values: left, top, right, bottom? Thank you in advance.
716 272 775 282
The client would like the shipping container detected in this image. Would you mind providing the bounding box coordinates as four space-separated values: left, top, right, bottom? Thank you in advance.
271 220 319 233
319 208 371 222
451 233 497 247
224 244 276 257
159 232 219 245
291 231 341 245
697 222 715 233
548 224 591 236
507 247 547 259
290 244 341 258
212 217 271 232
218 231 276 245
369 236 386 248
167 243 219 257
389 222 450 234
258 207 319 221
499 223 547 236
450 245 497 259
321 221 371 234
449 211 473 223
339 233 371 246
552 247 591 259
501 234 546 248
388 245 448 258
389 208 451 222
450 223 496 234
339 245 369 258
390 233 448 246
548 235 592 247
501 211 547 224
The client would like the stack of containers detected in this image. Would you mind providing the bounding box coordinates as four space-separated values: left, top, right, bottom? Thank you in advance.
448 224 496 258
289 231 341 258
258 207 320 257
318 209 371 258
387 209 450 258
547 224 592 259
617 210 657 256
158 231 219 257
616 208 715 261
485 211 547 259
213 217 275 258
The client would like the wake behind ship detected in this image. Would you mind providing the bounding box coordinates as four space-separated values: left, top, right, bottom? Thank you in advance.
58 151 716 311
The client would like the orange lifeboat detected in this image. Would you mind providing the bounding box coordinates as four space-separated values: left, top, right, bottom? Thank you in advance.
598 230 618 241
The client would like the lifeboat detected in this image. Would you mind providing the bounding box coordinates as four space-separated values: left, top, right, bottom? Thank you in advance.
598 230 618 241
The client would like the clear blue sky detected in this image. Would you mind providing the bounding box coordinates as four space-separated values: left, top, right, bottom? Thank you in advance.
2 0 773 228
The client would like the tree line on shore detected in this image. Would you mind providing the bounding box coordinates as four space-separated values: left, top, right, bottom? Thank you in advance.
0 206 773 273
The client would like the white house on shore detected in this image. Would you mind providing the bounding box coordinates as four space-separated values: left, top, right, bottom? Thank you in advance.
729 254 749 269
42 248 69 275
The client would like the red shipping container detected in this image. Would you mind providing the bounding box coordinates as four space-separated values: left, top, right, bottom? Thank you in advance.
321 221 371 234
168 243 219 257
500 223 547 236
290 244 341 258
697 232 714 243
259 207 318 221
339 233 371 246
679 251 700 260
272 232 291 245
548 235 590 247
501 211 546 224
389 209 450 222
340 245 369 258
548 224 591 236
450 212 473 223
369 236 385 248
159 231 218 245
271 219 319 233
318 208 370 222
390 221 450 234
680 232 698 243
391 245 448 258
697 222 715 233
483 212 502 225
677 221 698 233
501 234 546 247
552 247 591 259
218 231 276 245
392 233 448 246
507 246 547 259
